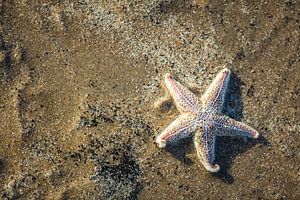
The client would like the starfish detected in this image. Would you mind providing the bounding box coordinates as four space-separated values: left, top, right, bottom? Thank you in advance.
155 68 259 172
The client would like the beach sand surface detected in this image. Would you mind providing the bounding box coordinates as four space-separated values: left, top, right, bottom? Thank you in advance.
0 1 299 199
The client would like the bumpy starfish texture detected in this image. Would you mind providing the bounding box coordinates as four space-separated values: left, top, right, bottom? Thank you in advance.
156 68 259 172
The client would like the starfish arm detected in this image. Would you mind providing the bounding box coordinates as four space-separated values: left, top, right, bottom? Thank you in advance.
193 126 220 172
201 68 231 112
164 74 201 114
213 114 259 138
156 114 195 148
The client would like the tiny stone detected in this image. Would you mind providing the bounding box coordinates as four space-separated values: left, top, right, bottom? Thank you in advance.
12 45 24 63
0 50 5 63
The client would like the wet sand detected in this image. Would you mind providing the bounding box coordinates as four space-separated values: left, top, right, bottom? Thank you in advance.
0 1 299 199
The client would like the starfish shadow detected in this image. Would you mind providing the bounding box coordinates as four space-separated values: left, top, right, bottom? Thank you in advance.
212 134 270 184
212 73 270 184
165 138 194 166
223 73 245 121
159 72 270 184
210 72 244 183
